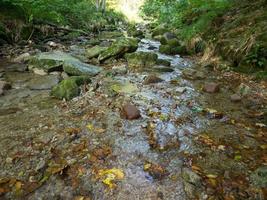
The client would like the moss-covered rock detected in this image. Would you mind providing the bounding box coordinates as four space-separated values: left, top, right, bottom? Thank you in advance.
156 59 171 66
152 25 169 38
159 44 187 55
98 31 124 40
86 45 108 59
128 28 144 38
98 37 139 62
51 76 91 100
125 52 158 69
29 51 102 76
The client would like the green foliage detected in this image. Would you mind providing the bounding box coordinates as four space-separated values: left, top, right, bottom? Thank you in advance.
141 0 232 40
0 0 124 30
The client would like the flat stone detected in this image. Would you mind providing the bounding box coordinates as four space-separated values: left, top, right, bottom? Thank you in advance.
27 75 60 90
63 60 102 76
112 65 127 75
182 68 205 80
143 75 163 85
203 82 220 93
32 68 48 76
176 87 187 93
230 94 242 102
122 103 141 120
13 52 31 62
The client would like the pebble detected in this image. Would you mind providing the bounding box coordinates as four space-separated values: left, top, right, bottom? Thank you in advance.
230 94 242 102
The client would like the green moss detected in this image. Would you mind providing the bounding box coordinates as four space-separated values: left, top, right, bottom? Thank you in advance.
126 52 158 69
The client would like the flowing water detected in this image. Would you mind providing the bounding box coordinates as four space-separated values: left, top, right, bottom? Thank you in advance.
0 38 266 199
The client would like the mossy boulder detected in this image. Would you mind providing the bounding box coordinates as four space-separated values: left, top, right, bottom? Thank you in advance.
29 51 102 76
156 59 171 66
86 45 108 59
98 38 139 62
159 44 187 55
51 76 91 100
160 32 178 45
98 31 124 40
125 52 158 69
128 28 144 38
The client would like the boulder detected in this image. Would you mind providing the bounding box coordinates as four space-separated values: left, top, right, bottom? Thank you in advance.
86 45 108 59
13 52 31 63
156 59 171 66
126 51 158 69
152 25 168 38
51 76 91 100
98 38 139 62
122 103 141 120
63 60 102 76
98 31 124 40
29 51 102 76
159 44 187 55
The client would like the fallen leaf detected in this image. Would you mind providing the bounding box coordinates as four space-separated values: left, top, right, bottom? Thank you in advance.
98 168 124 189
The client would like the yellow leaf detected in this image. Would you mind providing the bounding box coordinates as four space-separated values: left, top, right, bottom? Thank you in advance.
206 174 218 179
98 168 124 189
144 163 151 170
15 181 22 191
86 124 94 131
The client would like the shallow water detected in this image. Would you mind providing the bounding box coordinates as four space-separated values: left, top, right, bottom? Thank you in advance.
0 39 266 199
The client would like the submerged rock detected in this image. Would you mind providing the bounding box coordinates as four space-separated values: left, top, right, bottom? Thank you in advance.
98 38 139 62
182 68 205 80
122 103 141 120
156 59 171 66
27 75 60 90
203 82 220 93
126 51 158 69
51 76 91 100
0 80 11 95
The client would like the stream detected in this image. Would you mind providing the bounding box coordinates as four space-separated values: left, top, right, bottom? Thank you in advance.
0 37 266 199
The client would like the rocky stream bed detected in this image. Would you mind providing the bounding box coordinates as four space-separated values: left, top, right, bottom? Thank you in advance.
0 31 267 200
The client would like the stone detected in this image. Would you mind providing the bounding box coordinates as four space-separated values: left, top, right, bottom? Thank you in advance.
238 83 251 96
98 38 139 62
5 63 28 72
98 31 124 40
152 66 174 73
156 59 171 66
0 81 11 95
122 103 141 120
143 75 163 85
112 65 127 75
159 44 187 55
250 166 267 188
32 68 48 76
152 25 168 38
126 52 158 69
27 75 60 90
51 76 91 100
203 82 220 93
13 52 31 62
230 94 242 102
182 69 205 80
176 87 187 93
61 72 69 79
86 45 108 59
63 60 102 76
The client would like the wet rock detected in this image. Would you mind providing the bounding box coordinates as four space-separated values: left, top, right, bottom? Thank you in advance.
203 82 220 93
13 52 30 62
156 59 171 66
182 68 205 80
143 75 163 85
126 51 158 69
5 63 28 72
61 72 69 79
230 94 242 102
152 66 174 73
122 103 141 120
0 80 11 95
98 38 139 62
63 60 102 76
27 75 60 90
86 45 108 59
112 65 127 75
176 87 187 93
250 166 267 188
51 76 91 100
